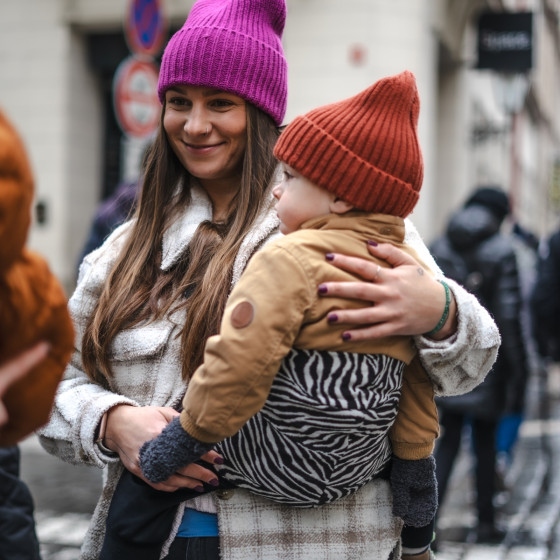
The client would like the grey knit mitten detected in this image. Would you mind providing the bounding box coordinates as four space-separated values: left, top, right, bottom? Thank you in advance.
139 417 213 483
390 455 438 527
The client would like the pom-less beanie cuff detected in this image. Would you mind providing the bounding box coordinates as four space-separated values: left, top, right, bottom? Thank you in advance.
158 0 288 126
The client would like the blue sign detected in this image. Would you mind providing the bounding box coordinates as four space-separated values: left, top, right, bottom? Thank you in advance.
125 0 166 57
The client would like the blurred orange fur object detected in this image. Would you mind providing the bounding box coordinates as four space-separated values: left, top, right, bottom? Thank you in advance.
0 110 74 446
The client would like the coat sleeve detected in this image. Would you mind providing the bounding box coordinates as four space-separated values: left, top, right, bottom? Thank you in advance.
531 230 560 359
404 219 500 396
491 240 529 408
37 225 139 468
180 243 313 443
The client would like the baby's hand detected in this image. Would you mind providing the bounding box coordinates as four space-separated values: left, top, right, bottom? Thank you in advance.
139 416 213 483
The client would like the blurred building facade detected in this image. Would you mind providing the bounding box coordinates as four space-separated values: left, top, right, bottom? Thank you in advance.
1 0 560 291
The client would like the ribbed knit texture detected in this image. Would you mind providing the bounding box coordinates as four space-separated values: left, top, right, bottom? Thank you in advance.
274 71 424 217
158 0 287 125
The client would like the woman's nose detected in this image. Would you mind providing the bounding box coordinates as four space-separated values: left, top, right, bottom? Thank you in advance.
272 185 282 200
184 108 208 136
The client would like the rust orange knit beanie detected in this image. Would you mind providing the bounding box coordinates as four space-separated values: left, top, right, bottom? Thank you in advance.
273 70 423 217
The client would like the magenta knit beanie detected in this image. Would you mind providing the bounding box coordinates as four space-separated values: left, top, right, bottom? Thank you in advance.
157 0 288 126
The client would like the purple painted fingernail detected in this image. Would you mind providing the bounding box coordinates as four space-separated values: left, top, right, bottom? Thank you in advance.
209 478 220 486
214 456 224 465
342 332 352 341
325 253 335 261
327 314 338 323
367 240 378 246
194 485 205 492
318 284 328 295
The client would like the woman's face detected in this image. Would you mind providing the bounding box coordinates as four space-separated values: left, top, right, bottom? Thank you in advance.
163 86 247 189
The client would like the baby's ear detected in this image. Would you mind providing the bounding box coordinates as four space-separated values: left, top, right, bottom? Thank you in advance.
330 197 354 214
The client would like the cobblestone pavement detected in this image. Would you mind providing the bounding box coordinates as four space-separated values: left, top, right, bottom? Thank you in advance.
19 368 560 559
434 367 560 560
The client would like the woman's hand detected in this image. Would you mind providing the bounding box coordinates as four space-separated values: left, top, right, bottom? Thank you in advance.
0 342 50 427
320 242 457 340
105 404 223 492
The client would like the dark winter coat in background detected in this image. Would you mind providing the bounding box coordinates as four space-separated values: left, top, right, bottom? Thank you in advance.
0 446 41 559
531 228 560 361
78 180 139 268
430 204 529 420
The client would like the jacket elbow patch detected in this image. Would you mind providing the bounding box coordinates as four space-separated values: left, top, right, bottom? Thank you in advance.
231 301 255 329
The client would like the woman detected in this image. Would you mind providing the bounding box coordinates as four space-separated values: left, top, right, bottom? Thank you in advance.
38 0 499 559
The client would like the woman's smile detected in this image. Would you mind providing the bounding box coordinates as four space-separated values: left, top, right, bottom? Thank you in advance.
164 85 247 189
183 141 225 154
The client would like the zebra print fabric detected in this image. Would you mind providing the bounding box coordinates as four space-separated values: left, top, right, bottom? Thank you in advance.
217 348 404 507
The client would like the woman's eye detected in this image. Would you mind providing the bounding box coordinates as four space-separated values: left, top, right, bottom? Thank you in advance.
282 171 293 181
168 97 189 107
211 99 235 109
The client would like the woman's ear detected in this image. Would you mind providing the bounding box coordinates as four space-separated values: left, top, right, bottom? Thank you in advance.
330 197 354 215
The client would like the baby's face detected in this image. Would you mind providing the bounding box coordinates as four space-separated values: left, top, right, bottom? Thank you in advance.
272 163 334 235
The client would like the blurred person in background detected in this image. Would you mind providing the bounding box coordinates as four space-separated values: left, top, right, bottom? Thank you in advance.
78 143 152 273
0 343 49 560
0 110 74 559
531 225 560 365
430 186 529 545
78 180 140 269
37 0 500 558
495 222 540 478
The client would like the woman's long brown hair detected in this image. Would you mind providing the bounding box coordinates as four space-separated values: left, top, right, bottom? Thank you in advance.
82 102 280 384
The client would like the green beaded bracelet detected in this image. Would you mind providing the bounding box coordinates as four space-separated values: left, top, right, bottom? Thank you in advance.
424 280 451 337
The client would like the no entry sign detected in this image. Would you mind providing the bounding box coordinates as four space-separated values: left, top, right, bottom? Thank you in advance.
124 0 166 57
113 56 160 138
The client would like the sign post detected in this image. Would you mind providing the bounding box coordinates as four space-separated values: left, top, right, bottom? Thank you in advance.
114 0 167 140
124 0 167 59
476 11 533 217
113 56 160 139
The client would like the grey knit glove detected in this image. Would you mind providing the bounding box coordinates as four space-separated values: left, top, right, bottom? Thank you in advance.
139 417 214 483
390 455 438 527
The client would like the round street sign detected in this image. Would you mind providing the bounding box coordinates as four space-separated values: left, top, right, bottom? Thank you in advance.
124 0 167 57
113 56 160 138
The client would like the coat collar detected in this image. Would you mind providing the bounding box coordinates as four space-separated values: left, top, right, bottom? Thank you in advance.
160 184 213 271
231 195 281 286
160 182 281 285
300 211 406 245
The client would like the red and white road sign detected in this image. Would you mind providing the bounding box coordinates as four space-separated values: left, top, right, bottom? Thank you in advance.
113 56 160 138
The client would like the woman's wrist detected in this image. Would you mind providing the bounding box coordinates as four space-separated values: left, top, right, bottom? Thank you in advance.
95 405 123 456
424 280 457 340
